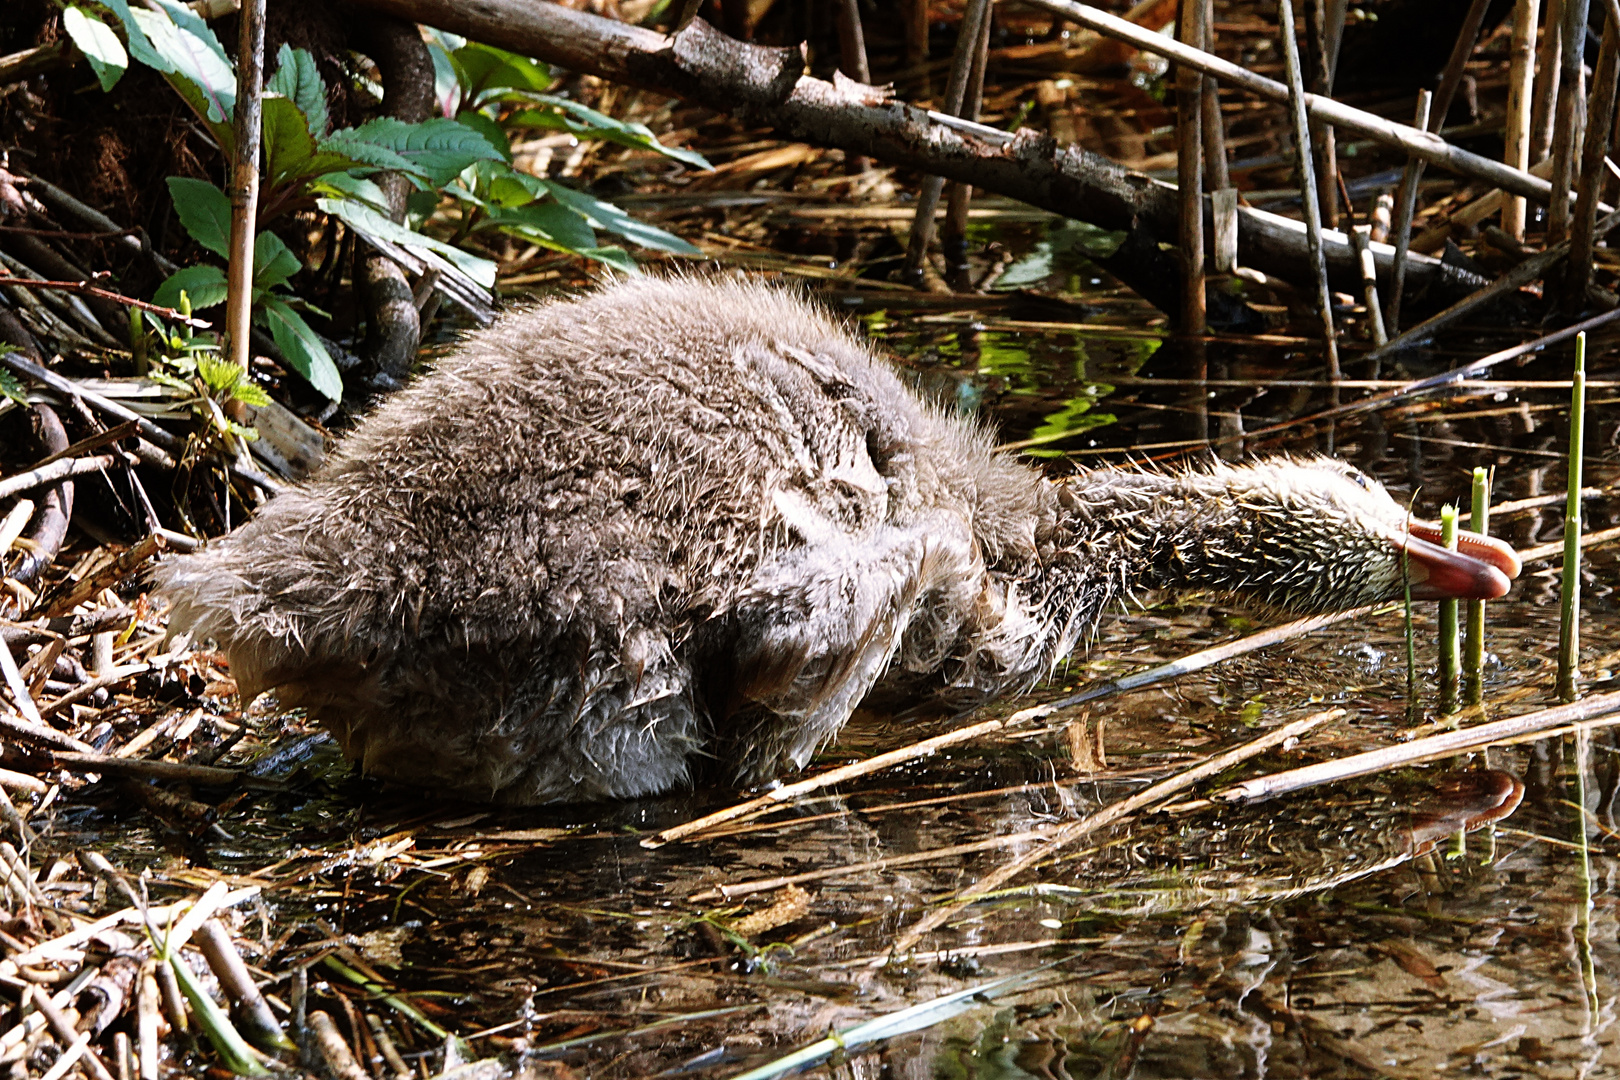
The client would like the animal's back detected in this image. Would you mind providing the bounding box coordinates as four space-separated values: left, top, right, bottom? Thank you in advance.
157 277 1007 801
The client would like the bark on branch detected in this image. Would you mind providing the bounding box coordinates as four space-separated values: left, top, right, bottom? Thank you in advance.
349 0 1484 308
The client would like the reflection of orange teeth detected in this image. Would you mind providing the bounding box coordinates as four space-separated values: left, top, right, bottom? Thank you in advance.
1392 522 1522 601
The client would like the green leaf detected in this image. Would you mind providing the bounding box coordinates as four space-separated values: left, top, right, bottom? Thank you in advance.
582 246 640 275
129 1 235 125
262 94 319 189
253 232 301 291
63 6 128 91
487 199 596 252
311 131 416 175
154 264 228 310
166 177 232 258
455 109 511 162
230 379 272 408
317 196 496 288
98 0 163 74
196 352 244 393
340 117 502 187
166 955 269 1076
266 44 328 138
307 172 393 215
539 180 702 256
453 41 550 104
507 94 710 170
258 296 342 400
0 369 26 405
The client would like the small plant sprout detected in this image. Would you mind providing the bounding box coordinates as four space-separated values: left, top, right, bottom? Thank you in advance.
1439 503 1460 715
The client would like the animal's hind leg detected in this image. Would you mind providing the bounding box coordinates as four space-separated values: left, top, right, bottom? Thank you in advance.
719 511 980 783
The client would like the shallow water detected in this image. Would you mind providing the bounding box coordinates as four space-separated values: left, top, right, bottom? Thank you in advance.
40 301 1620 1079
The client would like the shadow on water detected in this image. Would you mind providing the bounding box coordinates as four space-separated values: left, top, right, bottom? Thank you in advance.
42 292 1620 1078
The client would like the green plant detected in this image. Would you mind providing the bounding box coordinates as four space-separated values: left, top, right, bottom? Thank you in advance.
133 293 268 447
56 3 711 399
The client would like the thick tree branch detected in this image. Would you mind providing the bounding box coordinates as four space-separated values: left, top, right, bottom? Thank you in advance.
349 0 1484 308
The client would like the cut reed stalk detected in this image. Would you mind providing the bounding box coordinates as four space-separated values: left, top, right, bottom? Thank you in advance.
1557 332 1588 701
1465 467 1492 705
1276 0 1338 376
1388 90 1432 335
1177 0 1206 334
1439 504 1460 714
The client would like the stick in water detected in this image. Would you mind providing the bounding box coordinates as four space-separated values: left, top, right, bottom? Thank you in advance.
1465 467 1492 705
1558 331 1587 701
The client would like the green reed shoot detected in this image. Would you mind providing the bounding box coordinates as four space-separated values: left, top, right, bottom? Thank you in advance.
1439 504 1460 714
1465 467 1491 705
1557 332 1587 702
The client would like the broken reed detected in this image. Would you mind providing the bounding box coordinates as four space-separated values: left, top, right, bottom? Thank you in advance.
1439 504 1460 714
1465 466 1492 705
1557 332 1587 702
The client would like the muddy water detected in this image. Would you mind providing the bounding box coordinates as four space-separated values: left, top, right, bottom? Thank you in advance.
43 305 1620 1078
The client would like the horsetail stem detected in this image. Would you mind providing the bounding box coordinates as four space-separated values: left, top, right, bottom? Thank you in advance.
1439 504 1460 714
1557 332 1587 702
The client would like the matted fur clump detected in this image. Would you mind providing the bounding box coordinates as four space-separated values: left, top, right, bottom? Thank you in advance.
153 277 1519 804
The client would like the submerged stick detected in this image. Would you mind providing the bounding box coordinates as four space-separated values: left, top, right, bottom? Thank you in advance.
1215 690 1620 804
1558 332 1588 701
1278 0 1338 375
1439 505 1460 714
1177 0 1206 333
648 605 1382 847
883 708 1341 959
1465 468 1492 705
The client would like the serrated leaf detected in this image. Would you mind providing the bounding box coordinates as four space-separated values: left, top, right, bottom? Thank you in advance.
253 232 301 291
317 196 496 288
258 296 342 400
154 264 228 311
63 7 128 92
540 180 702 256
312 131 416 175
341 117 502 187
166 177 232 258
266 44 329 138
507 94 710 170
196 353 244 393
262 94 318 188
230 380 272 407
0 369 26 405
455 109 511 162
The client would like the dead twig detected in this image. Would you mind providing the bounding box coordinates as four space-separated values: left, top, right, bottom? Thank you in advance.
0 277 207 328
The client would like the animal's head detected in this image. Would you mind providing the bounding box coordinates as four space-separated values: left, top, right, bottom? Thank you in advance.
1056 457 1522 616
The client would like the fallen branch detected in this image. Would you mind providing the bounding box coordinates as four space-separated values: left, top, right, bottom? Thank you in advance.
347 0 1483 308
0 456 115 502
0 276 208 328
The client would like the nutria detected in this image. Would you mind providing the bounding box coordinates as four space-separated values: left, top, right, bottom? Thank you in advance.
153 277 1521 803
